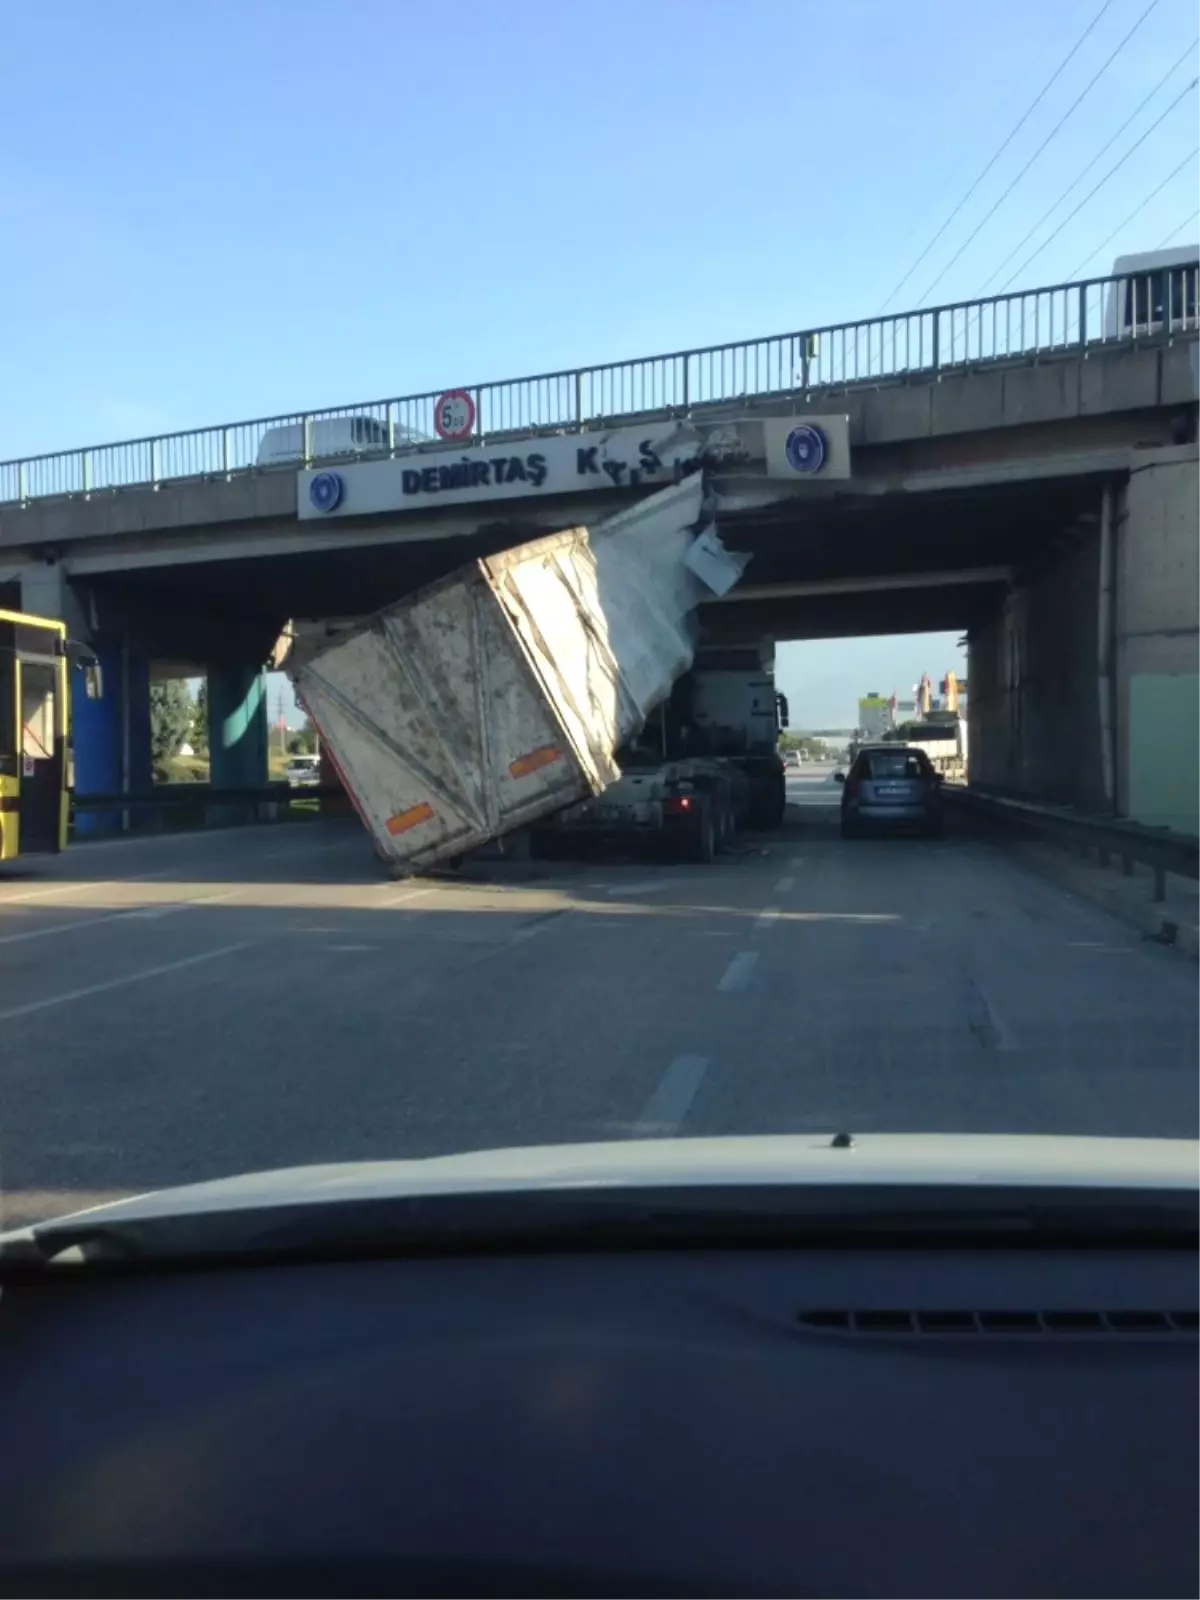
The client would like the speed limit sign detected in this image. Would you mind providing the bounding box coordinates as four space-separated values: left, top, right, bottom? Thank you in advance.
433 389 476 441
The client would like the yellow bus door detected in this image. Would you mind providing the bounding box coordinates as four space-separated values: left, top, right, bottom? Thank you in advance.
17 657 64 854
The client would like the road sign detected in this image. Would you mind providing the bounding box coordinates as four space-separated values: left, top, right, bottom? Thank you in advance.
434 389 476 441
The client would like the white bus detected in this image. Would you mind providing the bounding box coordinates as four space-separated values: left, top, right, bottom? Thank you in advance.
1104 246 1199 339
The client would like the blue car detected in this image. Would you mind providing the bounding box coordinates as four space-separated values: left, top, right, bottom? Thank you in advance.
836 745 943 838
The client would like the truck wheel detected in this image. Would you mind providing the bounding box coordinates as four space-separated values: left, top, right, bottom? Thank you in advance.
725 799 738 847
770 775 787 827
686 799 717 863
716 795 735 850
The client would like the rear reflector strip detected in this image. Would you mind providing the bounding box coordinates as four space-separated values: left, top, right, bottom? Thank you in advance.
386 802 435 836
510 745 563 780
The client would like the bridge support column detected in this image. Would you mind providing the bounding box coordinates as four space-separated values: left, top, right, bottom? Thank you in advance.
207 662 269 823
966 513 1109 812
71 646 153 836
16 566 153 837
1114 448 1199 834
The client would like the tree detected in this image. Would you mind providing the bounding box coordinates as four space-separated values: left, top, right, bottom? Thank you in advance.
287 714 318 756
190 681 209 758
150 680 195 772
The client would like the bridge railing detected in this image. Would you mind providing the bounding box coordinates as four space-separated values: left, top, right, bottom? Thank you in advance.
2 265 1196 507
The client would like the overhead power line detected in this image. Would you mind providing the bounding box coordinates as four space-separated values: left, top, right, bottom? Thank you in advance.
979 34 1200 291
914 0 1159 306
997 75 1199 288
1066 148 1200 275
1155 209 1200 248
877 0 1118 311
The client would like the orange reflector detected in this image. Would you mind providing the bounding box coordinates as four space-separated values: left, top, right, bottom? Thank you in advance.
386 801 435 836
509 744 563 780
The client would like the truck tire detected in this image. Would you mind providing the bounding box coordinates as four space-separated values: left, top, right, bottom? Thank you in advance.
719 796 736 850
685 798 717 863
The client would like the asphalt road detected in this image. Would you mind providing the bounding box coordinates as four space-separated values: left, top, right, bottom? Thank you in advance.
1 770 1196 1227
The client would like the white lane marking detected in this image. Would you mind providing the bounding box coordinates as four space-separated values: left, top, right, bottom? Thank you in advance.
717 950 759 992
0 869 173 907
977 986 1021 1052
126 890 242 920
756 907 782 932
634 1055 709 1137
0 891 242 946
378 885 440 910
0 942 251 1024
774 875 795 894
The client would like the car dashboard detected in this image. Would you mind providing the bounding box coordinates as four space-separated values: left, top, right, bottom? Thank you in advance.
0 1241 1196 1598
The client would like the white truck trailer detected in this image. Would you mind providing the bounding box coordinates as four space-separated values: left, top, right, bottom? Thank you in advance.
286 477 746 875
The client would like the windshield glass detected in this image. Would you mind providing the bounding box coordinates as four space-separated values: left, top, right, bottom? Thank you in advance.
857 750 932 780
0 12 1197 1235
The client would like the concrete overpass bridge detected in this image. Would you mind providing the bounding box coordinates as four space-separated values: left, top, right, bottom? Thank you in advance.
1 266 1196 831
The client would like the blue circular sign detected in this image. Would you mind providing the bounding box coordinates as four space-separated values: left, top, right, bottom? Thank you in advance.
784 423 829 475
309 471 344 513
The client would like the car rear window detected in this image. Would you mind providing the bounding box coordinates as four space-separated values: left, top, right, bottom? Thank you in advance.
859 750 930 779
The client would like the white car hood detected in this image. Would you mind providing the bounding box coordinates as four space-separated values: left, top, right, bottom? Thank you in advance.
10 1133 1197 1236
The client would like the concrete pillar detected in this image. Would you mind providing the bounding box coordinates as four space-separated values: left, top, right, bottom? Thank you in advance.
207 663 268 821
966 513 1107 812
1114 447 1199 833
18 563 90 640
15 565 154 837
71 646 153 836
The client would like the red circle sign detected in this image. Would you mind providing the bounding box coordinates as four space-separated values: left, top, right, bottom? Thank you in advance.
434 389 476 441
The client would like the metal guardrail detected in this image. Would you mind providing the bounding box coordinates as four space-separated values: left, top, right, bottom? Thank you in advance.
72 783 336 814
943 784 1199 903
2 266 1197 508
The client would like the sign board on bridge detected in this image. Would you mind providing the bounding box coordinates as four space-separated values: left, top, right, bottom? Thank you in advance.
433 389 476 441
297 414 850 521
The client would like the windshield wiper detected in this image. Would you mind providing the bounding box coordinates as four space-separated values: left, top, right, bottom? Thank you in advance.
2 1182 1196 1276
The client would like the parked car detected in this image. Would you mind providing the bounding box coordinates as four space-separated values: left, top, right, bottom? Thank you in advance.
835 745 943 838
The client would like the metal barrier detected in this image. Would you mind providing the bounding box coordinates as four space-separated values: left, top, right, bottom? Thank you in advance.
943 785 1198 903
70 784 336 830
2 265 1196 508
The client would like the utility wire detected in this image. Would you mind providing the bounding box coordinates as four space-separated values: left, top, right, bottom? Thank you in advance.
1154 209 1200 248
979 35 1200 291
997 74 1199 290
1066 148 1200 275
914 0 1160 306
878 0 1118 311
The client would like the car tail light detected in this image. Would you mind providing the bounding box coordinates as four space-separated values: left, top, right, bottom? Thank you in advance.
663 795 694 815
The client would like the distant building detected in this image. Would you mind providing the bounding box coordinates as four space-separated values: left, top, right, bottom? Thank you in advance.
857 693 894 741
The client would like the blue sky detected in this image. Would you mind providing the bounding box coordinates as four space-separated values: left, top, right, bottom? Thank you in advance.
1 0 1196 724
